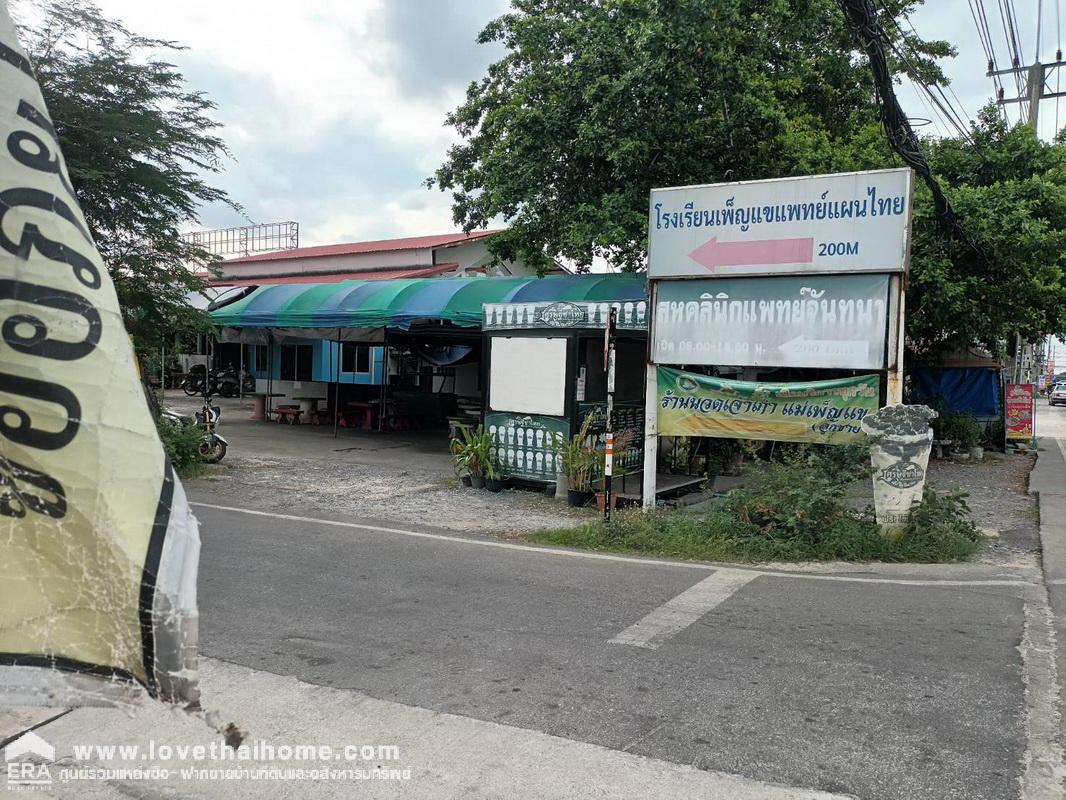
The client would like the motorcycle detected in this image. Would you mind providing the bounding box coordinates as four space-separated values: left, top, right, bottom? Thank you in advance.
161 395 228 463
181 364 216 397
216 365 240 398
240 367 256 394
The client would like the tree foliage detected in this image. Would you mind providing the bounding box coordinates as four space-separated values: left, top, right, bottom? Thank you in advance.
433 0 1066 352
430 0 947 271
17 0 237 352
908 107 1066 353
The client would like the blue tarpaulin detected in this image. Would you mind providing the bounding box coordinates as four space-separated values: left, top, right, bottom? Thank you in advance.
911 367 1002 417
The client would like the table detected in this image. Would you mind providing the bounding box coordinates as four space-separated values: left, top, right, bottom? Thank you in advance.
344 400 377 430
292 396 326 413
293 395 328 425
250 392 285 421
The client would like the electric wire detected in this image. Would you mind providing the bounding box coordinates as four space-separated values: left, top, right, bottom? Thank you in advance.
876 1 975 142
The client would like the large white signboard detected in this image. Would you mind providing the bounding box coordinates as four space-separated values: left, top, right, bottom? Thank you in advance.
489 337 567 416
653 274 890 370
648 168 913 279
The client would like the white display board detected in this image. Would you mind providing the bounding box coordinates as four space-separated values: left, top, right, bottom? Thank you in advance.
489 337 567 416
648 168 912 278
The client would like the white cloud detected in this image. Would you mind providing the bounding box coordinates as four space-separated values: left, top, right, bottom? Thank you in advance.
78 0 506 244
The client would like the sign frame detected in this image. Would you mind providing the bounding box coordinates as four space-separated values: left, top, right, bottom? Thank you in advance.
647 168 914 280
642 168 914 509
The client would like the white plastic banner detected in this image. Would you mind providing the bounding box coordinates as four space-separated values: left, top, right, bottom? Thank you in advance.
0 4 200 706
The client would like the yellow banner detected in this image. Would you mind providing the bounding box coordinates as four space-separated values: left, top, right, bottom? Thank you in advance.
658 367 880 444
0 7 199 705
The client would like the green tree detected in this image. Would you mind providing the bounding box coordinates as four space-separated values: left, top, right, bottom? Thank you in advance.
908 107 1066 353
16 0 238 352
430 0 947 271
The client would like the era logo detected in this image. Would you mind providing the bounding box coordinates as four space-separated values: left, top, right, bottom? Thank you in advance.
4 731 54 787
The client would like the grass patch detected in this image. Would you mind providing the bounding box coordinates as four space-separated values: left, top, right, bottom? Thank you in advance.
532 445 983 563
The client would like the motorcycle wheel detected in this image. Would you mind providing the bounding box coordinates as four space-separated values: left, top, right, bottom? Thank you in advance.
183 381 200 396
200 438 227 463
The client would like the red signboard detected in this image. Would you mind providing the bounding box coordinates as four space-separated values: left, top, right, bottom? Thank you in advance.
1005 383 1035 441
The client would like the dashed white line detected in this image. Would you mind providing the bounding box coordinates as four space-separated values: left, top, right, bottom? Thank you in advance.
609 570 759 649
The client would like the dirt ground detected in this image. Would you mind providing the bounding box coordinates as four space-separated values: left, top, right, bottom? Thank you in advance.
925 450 1039 567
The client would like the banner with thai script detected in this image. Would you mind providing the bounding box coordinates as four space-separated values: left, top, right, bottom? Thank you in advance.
653 274 889 369
657 367 880 443
0 7 200 707
1005 383 1035 442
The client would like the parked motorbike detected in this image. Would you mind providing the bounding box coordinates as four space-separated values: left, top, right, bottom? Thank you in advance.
181 364 217 397
240 366 256 393
161 395 228 463
216 365 241 398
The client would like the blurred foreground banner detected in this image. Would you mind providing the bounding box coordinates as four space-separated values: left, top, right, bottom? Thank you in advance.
0 3 200 706
657 367 880 444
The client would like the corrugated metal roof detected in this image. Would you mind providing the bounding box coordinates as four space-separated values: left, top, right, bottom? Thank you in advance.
209 263 458 287
222 230 501 265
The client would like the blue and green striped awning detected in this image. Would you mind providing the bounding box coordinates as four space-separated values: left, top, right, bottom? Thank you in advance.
209 274 647 331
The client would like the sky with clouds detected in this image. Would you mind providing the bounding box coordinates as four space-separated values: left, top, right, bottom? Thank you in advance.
77 0 1064 247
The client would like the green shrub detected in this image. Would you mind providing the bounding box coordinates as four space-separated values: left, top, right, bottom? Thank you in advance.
157 416 204 475
533 444 983 563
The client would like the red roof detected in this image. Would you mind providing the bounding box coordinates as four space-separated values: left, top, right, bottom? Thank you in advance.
209 263 459 287
222 229 501 265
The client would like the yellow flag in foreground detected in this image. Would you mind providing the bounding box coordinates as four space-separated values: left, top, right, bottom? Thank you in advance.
0 2 200 706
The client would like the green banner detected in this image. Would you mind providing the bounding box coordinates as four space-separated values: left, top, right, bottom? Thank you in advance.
657 367 880 443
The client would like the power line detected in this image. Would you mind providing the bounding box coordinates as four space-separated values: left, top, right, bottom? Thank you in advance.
876 1 975 142
972 0 1009 120
838 0 988 268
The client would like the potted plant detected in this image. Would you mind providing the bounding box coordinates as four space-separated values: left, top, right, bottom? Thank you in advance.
952 412 983 461
485 450 504 492
554 414 596 507
450 424 490 488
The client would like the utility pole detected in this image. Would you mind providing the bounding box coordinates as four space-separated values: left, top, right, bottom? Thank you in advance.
991 57 1066 131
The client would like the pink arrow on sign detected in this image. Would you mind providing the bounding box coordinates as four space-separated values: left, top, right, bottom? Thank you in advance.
687 236 815 272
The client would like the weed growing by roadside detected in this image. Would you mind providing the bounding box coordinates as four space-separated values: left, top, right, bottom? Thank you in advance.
532 444 984 563
157 416 204 477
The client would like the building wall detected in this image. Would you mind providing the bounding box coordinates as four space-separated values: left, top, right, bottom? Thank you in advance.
248 339 385 404
441 240 533 277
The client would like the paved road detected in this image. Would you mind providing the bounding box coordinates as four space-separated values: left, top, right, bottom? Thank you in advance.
179 488 1042 800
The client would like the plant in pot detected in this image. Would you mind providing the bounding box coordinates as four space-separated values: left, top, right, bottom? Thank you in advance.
553 413 597 507
484 449 504 493
952 412 983 461
450 424 488 488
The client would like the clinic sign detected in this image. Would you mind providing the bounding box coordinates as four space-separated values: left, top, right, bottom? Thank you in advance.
648 168 913 279
653 274 889 370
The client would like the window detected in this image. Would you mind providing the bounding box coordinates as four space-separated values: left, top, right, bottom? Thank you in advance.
341 343 371 374
254 345 268 373
279 344 313 381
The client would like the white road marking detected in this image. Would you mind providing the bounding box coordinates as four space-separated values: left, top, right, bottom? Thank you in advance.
190 501 1032 588
1019 586 1066 800
609 569 759 649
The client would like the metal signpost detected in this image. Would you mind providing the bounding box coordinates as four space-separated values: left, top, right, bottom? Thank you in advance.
643 168 914 509
603 307 616 521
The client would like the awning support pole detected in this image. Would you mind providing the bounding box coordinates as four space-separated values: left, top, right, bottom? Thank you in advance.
267 332 274 418
333 329 341 438
379 331 389 432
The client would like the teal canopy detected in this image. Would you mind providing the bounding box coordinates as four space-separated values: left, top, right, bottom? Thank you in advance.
209 274 647 332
